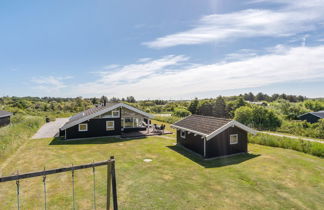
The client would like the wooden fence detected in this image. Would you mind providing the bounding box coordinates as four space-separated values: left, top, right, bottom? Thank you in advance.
0 156 118 210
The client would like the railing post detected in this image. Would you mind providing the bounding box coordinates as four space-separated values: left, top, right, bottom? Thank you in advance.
106 158 112 210
111 156 118 210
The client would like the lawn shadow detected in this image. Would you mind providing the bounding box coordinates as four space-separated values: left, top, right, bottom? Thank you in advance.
49 136 147 145
168 145 260 168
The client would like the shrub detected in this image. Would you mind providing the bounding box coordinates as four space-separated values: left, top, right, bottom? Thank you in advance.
172 108 191 118
249 133 324 157
234 105 281 130
154 116 181 124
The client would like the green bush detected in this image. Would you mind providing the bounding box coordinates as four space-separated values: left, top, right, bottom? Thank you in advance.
172 108 191 117
0 115 44 164
234 105 281 130
249 133 324 157
153 116 181 124
278 119 324 139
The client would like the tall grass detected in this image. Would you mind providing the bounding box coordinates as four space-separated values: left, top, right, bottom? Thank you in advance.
0 115 44 164
249 133 324 157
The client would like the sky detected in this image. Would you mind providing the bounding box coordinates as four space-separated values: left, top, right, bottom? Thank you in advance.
1 0 324 99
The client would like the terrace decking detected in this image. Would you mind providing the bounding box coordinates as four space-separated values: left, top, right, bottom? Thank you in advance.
121 127 172 138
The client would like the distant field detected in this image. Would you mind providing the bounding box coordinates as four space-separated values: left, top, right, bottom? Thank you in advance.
0 134 323 209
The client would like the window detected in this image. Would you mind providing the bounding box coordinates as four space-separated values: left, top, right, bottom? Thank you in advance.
112 110 119 117
230 134 238 144
78 123 88 132
106 121 115 131
180 130 186 138
102 110 119 118
124 118 134 128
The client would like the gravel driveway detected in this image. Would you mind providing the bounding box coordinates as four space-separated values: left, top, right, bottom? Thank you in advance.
32 118 69 139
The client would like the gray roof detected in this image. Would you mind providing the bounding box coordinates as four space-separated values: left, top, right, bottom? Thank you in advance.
0 110 12 118
309 111 324 118
61 103 153 130
172 115 232 135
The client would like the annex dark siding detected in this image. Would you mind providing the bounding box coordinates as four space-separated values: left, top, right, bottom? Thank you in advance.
66 118 121 139
0 116 10 127
206 126 247 158
177 130 204 156
299 113 321 123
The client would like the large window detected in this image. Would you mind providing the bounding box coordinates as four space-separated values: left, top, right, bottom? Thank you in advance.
124 118 133 128
78 123 88 132
106 121 115 131
230 134 238 144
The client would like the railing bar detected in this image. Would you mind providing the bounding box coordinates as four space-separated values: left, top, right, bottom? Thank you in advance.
0 160 114 183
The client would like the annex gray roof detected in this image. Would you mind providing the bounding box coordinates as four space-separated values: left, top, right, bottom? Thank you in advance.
171 115 257 141
61 103 153 130
0 110 12 118
299 111 324 119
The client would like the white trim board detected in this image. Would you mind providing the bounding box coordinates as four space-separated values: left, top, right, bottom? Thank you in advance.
61 103 153 130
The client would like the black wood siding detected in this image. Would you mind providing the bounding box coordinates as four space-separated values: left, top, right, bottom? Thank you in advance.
299 113 320 123
176 130 204 156
206 126 247 158
65 118 121 139
0 117 10 127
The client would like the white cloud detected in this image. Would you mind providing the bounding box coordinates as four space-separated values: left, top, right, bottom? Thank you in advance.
71 45 324 99
31 76 72 93
143 0 324 48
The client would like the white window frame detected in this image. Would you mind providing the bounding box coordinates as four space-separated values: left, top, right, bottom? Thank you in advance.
78 123 88 132
106 121 115 131
230 134 238 145
102 110 120 118
180 130 186 138
112 110 120 118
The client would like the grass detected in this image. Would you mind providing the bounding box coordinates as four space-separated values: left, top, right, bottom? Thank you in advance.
0 115 44 166
265 130 324 141
0 134 323 209
250 133 324 157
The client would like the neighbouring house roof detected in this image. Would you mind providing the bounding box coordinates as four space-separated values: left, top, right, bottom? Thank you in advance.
299 111 324 119
0 110 12 118
61 103 153 130
171 115 257 141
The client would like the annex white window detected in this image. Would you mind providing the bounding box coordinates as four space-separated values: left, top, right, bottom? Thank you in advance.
78 123 88 132
230 134 238 144
180 130 186 138
106 121 115 131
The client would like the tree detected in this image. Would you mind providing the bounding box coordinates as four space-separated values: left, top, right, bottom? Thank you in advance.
234 106 254 126
197 100 213 116
126 96 136 103
226 97 246 118
212 96 226 117
234 105 281 130
188 97 199 114
100 96 109 106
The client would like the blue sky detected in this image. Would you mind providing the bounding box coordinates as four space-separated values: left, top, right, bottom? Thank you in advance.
1 0 324 99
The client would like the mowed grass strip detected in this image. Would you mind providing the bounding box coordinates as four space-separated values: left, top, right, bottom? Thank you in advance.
0 135 323 209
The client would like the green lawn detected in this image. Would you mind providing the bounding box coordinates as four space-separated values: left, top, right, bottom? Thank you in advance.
0 135 323 209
